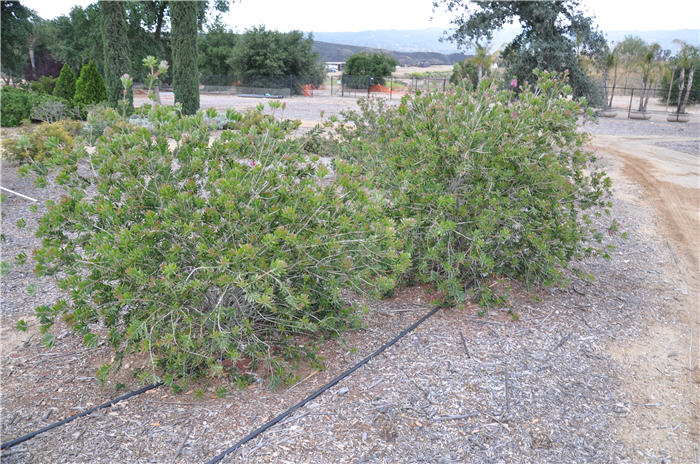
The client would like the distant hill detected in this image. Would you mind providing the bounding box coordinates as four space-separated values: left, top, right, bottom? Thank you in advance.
312 41 469 66
311 27 700 55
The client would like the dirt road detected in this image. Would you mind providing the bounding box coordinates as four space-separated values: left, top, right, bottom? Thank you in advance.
588 128 699 462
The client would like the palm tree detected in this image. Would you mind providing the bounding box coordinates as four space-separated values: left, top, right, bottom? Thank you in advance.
673 41 699 115
637 43 661 112
470 41 496 84
602 44 620 109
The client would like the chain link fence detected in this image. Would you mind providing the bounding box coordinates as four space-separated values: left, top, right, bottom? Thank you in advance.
139 74 452 100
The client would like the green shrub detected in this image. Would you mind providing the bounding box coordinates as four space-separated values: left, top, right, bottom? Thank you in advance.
4 120 82 163
29 75 57 94
73 60 107 113
29 94 73 123
30 105 406 384
53 64 77 101
325 71 613 304
1 86 32 127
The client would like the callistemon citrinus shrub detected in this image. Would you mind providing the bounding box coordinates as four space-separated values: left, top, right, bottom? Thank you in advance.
327 70 613 304
31 104 408 384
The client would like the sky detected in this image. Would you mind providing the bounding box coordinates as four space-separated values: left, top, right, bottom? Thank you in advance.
20 0 700 33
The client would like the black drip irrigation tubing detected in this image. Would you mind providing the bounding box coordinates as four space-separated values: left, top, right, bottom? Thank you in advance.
1 282 470 460
204 300 454 464
0 382 163 451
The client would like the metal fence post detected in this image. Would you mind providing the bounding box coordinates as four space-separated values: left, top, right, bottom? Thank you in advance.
341 73 344 97
443 78 446 92
367 76 371 98
390 77 393 100
289 76 293 97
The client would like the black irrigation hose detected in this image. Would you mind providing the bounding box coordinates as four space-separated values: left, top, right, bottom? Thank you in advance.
1 382 163 451
204 302 451 464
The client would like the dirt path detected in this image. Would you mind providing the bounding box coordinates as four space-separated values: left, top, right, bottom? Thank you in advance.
589 133 700 463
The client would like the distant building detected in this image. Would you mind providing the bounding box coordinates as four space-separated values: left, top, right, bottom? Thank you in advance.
325 61 345 72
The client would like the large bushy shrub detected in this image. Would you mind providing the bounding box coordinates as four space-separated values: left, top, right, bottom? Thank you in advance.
29 94 73 123
1 86 31 127
53 63 77 101
324 71 613 303
30 105 405 384
73 60 107 109
29 75 57 95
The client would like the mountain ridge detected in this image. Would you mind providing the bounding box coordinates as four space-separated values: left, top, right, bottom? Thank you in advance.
310 27 700 55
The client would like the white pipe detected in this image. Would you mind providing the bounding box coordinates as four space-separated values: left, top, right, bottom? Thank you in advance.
0 186 38 202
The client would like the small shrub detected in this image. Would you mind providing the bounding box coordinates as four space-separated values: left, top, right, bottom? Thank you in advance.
1 87 32 127
53 64 77 101
4 120 81 164
29 75 57 95
82 105 133 143
29 94 72 123
74 61 108 115
31 105 406 383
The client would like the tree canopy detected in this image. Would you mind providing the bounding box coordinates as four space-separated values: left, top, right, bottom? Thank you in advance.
1 1 36 83
227 27 325 88
439 0 606 102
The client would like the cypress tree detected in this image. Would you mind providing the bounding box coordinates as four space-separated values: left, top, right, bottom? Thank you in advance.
74 60 108 108
53 63 77 101
101 1 133 113
170 1 199 115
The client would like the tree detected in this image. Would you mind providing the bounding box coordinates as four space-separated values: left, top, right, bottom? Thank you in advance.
438 0 606 102
53 63 77 100
74 60 107 108
666 41 700 114
102 1 133 112
170 1 199 115
450 59 479 87
344 52 398 85
636 42 664 112
1 1 35 84
227 27 325 92
198 20 238 84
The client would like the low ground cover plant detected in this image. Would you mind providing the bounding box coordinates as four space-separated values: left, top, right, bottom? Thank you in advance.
320 71 613 304
4 120 82 163
27 104 406 386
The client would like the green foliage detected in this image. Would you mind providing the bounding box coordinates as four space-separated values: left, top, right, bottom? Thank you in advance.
3 120 82 164
439 0 606 104
1 2 35 82
74 60 108 111
30 76 57 95
171 1 199 115
29 93 73 123
345 52 398 85
450 60 478 87
227 27 325 92
1 86 31 127
30 105 405 382
324 71 613 304
102 1 133 113
53 63 77 101
198 20 238 81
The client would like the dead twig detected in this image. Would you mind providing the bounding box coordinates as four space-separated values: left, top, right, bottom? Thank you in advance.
172 423 194 463
433 412 479 421
459 331 470 358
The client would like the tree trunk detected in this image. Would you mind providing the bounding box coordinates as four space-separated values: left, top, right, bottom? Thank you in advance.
676 67 686 114
477 64 483 83
155 3 167 41
602 71 609 109
609 62 618 108
680 65 695 114
644 78 653 110
28 35 36 80
638 77 647 112
665 66 676 112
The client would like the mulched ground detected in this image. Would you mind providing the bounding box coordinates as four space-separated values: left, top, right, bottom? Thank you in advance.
1 116 696 463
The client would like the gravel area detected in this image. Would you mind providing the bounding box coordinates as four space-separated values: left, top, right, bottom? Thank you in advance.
582 116 700 139
1 114 697 463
